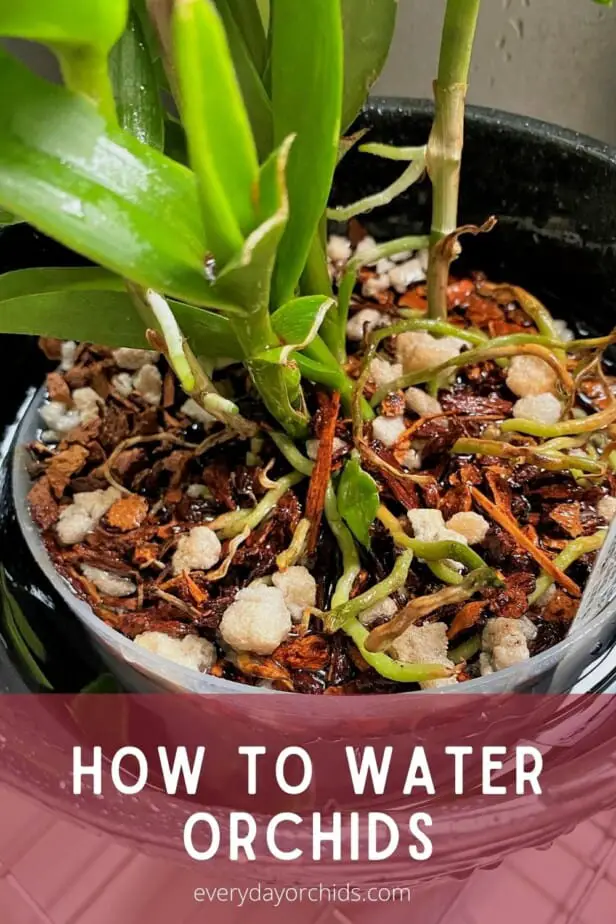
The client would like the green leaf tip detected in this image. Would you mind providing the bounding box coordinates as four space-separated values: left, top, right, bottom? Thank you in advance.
337 454 380 548
173 0 260 264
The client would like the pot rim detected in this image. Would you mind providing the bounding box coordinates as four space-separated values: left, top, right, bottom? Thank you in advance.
367 96 616 164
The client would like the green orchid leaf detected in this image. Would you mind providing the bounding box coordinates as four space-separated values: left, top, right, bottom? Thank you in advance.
0 267 123 299
0 566 52 690
249 359 307 437
257 0 270 26
81 673 123 694
337 455 379 548
270 0 343 306
213 0 273 160
212 135 309 438
0 1 129 119
218 0 268 74
270 296 354 413
133 0 164 58
0 285 243 358
257 297 333 365
212 135 293 316
173 0 259 265
0 50 222 307
0 290 153 344
132 0 171 90
142 0 183 102
338 128 369 165
271 295 334 348
0 1 128 52
0 567 47 663
0 208 22 226
340 0 397 132
152 302 243 359
110 10 164 149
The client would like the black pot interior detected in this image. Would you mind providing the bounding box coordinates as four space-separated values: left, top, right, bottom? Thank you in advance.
2 100 616 691
336 99 616 337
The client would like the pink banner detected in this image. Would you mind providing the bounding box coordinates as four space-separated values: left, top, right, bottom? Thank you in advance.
0 693 615 922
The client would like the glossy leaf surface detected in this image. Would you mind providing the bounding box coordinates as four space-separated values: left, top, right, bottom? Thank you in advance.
220 0 268 73
0 50 217 306
0 277 242 357
213 0 273 159
214 136 309 437
212 136 292 316
270 0 343 305
271 295 333 347
0 267 122 299
173 0 258 263
0 0 128 51
337 455 379 548
110 10 164 148
340 0 397 132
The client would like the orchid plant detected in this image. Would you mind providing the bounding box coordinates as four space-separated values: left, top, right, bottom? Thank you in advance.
0 0 401 439
0 0 610 555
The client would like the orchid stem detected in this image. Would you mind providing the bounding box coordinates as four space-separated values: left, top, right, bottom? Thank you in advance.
426 0 481 320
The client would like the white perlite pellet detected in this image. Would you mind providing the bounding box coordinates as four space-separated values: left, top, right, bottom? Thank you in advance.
512 393 562 425
134 632 216 672
81 564 136 598
372 415 407 448
172 526 222 575
219 584 292 655
506 355 557 397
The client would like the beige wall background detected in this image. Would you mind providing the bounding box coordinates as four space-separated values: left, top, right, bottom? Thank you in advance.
375 0 616 144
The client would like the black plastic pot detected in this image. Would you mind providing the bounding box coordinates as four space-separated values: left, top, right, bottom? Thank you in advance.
2 99 616 695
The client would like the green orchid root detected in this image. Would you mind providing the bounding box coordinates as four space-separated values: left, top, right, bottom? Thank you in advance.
377 505 489 571
269 431 314 476
501 401 616 439
128 282 257 438
212 471 305 539
276 518 311 570
324 483 362 609
324 490 450 682
323 549 414 634
371 342 573 407
528 529 607 606
295 340 374 421
336 235 431 362
428 560 465 585
452 438 606 476
365 566 502 653
369 317 486 348
479 282 564 347
343 617 455 683
327 154 427 223
448 634 481 664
